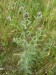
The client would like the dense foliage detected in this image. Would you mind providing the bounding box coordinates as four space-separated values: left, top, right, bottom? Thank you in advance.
0 0 56 75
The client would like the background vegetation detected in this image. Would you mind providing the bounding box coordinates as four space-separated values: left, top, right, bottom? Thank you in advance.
0 0 56 75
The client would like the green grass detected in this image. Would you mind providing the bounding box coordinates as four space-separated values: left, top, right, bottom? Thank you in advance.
0 0 56 75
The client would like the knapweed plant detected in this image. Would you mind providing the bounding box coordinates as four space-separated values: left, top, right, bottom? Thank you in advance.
0 0 56 75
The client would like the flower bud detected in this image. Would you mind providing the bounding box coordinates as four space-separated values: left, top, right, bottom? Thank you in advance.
19 6 24 13
37 11 43 20
23 11 29 19
6 16 11 21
